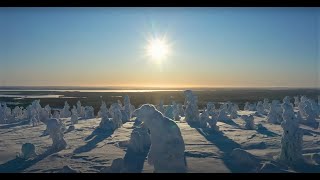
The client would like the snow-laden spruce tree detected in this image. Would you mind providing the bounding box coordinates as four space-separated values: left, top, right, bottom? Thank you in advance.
44 105 52 118
109 103 123 130
279 99 303 165
172 101 180 121
256 101 266 115
40 109 67 151
70 105 78 125
184 90 199 124
309 99 319 117
206 102 216 116
229 104 238 119
298 96 308 118
156 100 165 114
12 106 22 121
128 123 151 153
177 103 185 117
263 98 270 111
208 113 219 131
241 115 255 130
123 95 134 122
76 100 85 118
217 107 229 122
133 104 187 173
98 101 114 131
53 110 60 119
0 103 5 123
84 106 95 119
164 105 174 120
234 103 239 111
267 100 281 124
199 108 210 128
248 103 256 111
61 101 71 118
294 96 300 108
244 102 250 111
303 100 319 128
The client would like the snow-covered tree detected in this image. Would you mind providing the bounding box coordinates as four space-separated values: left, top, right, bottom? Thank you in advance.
156 100 165 114
184 90 199 124
71 105 78 125
279 99 303 165
133 104 187 173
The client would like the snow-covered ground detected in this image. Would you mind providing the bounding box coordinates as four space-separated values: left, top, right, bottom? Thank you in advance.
0 110 319 173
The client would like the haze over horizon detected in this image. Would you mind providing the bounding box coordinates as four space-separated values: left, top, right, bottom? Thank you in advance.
1 8 319 88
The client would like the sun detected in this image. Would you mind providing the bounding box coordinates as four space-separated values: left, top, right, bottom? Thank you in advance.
146 37 170 62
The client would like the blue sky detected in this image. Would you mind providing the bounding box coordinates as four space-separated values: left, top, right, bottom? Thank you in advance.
0 8 319 88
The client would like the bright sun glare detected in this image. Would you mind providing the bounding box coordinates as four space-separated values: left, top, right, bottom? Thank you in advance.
146 37 170 62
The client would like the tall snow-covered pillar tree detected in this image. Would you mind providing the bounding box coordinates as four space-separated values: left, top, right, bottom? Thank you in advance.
184 90 199 124
279 99 303 165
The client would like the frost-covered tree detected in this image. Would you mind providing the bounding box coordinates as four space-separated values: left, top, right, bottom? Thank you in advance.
256 101 266 115
266 100 282 124
199 108 210 128
303 100 319 129
229 104 238 119
263 98 270 112
156 100 165 114
12 106 23 120
208 113 219 131
244 102 250 111
84 106 95 119
61 101 71 118
76 100 85 118
241 115 255 130
128 123 151 153
0 104 5 123
298 96 308 118
177 103 185 117
98 101 114 131
172 101 180 121
248 103 256 111
53 110 60 119
164 105 174 120
44 104 52 118
71 105 78 125
217 108 229 122
184 90 199 124
123 95 134 122
46 117 67 151
133 104 187 173
111 104 123 130
279 100 303 165
294 96 300 108
206 102 215 115
309 99 319 117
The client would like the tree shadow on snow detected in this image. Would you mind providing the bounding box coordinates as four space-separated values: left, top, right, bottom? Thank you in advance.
301 128 320 136
73 128 114 154
0 120 30 129
220 119 242 129
194 128 254 173
0 148 61 173
256 124 280 137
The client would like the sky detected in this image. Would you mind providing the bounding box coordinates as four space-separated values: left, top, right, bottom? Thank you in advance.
0 7 319 88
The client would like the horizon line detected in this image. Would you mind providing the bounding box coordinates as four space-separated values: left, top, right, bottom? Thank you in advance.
0 85 319 90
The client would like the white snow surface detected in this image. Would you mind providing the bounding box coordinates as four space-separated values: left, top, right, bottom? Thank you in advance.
0 110 320 173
